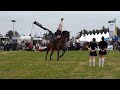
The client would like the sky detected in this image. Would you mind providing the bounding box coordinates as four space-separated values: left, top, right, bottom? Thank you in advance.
0 11 120 37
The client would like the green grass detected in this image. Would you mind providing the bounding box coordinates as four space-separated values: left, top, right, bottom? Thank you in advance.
0 50 120 79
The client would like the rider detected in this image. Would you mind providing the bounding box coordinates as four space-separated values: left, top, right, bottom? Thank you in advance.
55 18 64 40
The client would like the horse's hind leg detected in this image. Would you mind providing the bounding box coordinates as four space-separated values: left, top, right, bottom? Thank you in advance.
45 49 49 60
59 50 65 58
50 50 54 60
57 50 60 61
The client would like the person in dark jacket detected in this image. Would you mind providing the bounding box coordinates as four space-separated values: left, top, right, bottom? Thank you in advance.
98 36 108 67
88 38 98 67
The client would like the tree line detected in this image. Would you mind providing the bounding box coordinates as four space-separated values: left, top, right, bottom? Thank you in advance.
3 25 120 40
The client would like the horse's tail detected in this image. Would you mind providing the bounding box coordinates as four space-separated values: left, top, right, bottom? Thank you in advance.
45 44 49 60
45 43 51 60
46 43 51 50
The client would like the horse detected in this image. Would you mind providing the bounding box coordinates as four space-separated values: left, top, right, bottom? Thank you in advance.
45 31 70 61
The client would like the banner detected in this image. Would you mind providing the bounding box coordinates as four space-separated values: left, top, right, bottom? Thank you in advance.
109 23 115 38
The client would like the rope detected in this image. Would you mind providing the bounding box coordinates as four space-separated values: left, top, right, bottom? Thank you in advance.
30 23 39 37
29 23 34 36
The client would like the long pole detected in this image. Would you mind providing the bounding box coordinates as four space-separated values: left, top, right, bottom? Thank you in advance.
11 20 16 37
13 22 14 37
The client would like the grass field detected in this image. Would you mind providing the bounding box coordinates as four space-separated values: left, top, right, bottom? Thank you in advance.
0 50 120 79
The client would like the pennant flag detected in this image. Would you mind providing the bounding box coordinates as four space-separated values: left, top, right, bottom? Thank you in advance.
11 20 16 22
108 19 116 23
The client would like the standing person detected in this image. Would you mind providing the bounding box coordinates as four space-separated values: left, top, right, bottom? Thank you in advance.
98 36 108 67
117 41 120 51
88 38 98 67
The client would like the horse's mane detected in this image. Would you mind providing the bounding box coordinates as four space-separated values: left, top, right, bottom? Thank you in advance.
62 31 69 36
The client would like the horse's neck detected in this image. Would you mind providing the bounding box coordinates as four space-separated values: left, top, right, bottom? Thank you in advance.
60 36 65 42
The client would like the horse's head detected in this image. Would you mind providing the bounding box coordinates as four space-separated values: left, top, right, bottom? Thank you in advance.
61 30 70 41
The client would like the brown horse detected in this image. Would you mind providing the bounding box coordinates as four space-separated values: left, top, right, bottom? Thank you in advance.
45 31 70 61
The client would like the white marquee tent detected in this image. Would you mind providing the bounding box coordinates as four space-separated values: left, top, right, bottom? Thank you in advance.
79 32 109 42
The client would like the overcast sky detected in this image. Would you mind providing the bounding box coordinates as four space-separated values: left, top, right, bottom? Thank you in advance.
0 11 120 37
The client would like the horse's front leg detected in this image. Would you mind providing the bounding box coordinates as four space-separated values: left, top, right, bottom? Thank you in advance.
59 49 65 58
50 50 54 60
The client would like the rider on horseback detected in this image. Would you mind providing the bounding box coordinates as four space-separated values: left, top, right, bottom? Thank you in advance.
54 18 64 40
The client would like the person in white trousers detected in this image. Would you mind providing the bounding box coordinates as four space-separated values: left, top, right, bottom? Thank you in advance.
98 37 108 67
88 38 98 67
